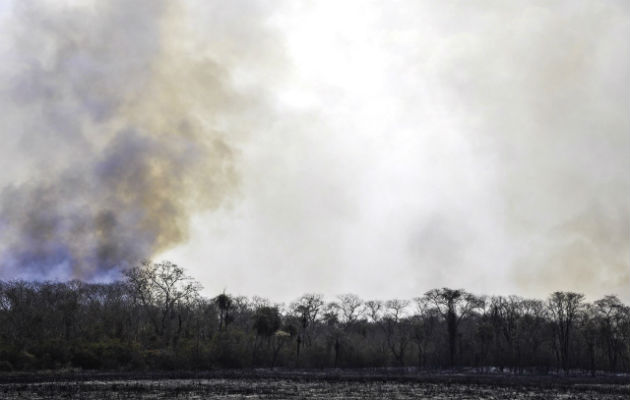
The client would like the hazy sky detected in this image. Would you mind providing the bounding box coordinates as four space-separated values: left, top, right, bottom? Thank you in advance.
0 0 628 302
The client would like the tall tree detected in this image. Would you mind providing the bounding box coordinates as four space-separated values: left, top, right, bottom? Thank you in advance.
214 292 233 331
593 295 627 371
424 288 483 367
547 291 584 372
382 299 411 366
124 260 201 346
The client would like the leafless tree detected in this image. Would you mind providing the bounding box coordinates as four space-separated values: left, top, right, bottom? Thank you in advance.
547 291 584 372
124 260 201 346
593 295 627 371
382 299 411 366
424 288 483 367
337 294 363 324
290 293 324 364
364 300 383 323
489 295 524 372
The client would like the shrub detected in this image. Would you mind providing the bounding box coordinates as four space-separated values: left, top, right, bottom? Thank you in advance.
71 347 101 370
143 349 178 370
210 330 250 368
0 360 13 372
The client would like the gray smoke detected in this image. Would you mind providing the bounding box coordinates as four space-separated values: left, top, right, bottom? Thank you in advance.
0 0 245 280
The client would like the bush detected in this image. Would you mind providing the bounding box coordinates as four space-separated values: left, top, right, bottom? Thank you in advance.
303 344 329 369
30 340 70 369
71 347 101 370
99 339 134 369
143 349 178 370
174 340 211 370
0 360 13 372
210 330 250 368
70 340 142 370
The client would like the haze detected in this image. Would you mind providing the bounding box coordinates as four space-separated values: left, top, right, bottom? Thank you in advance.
0 0 628 302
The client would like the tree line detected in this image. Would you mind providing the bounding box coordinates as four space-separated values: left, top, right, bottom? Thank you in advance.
0 260 628 374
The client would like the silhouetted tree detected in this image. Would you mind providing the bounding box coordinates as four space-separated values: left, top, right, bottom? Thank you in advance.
0 269 628 373
593 295 627 371
215 292 233 331
547 291 584 372
424 288 483 367
124 260 201 346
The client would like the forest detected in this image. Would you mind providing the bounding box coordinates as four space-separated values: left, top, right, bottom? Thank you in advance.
0 261 628 374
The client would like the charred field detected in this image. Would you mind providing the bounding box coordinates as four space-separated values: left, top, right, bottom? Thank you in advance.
0 370 628 399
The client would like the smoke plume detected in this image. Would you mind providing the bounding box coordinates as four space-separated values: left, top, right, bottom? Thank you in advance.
0 0 243 279
0 0 627 302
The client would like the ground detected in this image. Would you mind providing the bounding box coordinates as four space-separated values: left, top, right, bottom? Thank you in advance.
0 370 628 399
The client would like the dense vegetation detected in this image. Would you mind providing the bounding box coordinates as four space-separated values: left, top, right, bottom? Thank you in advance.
0 261 628 374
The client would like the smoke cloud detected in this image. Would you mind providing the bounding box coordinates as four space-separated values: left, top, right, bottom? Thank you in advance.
162 0 628 302
0 0 253 279
0 0 627 302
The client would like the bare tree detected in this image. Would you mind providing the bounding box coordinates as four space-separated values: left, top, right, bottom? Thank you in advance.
580 304 598 376
124 260 201 346
593 295 627 371
547 291 584 372
518 299 546 370
411 298 438 369
0 281 41 350
291 294 324 343
364 300 383 323
290 293 324 364
337 294 363 324
489 295 524 372
2 272 629 373
382 299 411 366
424 288 483 367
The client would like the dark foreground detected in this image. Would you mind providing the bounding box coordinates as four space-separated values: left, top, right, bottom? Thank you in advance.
1 371 628 399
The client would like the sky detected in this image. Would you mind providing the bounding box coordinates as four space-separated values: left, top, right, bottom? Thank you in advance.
0 0 628 302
